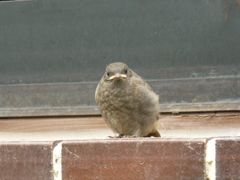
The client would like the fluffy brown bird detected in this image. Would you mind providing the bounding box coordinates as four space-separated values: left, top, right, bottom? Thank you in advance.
95 62 160 138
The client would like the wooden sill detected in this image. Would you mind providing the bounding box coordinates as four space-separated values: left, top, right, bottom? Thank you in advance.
0 112 239 141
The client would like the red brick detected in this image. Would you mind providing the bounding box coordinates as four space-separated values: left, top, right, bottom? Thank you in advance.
216 137 240 180
0 141 53 180
62 138 206 180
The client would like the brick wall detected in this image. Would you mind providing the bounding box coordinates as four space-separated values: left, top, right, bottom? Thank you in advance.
0 137 240 180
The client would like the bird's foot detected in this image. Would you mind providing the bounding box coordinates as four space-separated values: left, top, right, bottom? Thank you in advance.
107 134 125 138
118 134 139 138
107 134 139 138
108 136 118 138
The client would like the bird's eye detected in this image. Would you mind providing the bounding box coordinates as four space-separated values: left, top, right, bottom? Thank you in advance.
107 72 110 76
124 69 128 74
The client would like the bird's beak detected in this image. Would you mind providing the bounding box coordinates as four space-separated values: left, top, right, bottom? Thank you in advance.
109 73 127 80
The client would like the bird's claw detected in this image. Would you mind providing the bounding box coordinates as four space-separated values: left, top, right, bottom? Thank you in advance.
107 134 140 138
107 134 124 138
123 135 139 138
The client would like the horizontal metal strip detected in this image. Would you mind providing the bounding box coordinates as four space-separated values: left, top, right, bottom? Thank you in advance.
0 77 239 117
0 102 239 118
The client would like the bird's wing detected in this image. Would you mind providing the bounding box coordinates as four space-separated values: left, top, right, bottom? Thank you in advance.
131 71 153 91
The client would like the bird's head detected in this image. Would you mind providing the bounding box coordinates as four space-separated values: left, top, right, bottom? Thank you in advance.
104 62 132 81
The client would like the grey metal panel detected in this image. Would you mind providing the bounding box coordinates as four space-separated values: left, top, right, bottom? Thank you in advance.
1 0 240 84
0 0 239 116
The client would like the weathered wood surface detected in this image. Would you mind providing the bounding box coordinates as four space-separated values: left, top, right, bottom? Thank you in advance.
0 113 239 140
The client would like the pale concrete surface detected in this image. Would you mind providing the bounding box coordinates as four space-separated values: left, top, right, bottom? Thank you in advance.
0 129 240 141
0 113 239 141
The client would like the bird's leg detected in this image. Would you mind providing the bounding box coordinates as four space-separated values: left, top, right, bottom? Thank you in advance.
120 134 140 138
108 134 141 138
117 134 125 138
107 134 125 138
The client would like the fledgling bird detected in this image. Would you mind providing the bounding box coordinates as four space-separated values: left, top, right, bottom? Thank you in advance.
95 62 160 138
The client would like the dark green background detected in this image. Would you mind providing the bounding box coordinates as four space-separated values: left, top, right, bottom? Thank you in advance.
1 0 240 84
